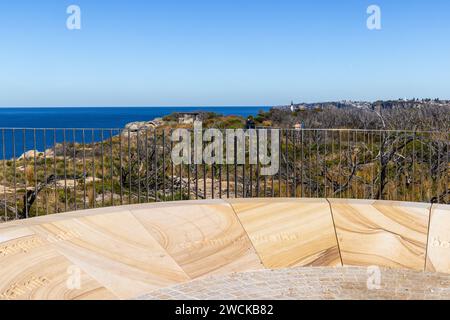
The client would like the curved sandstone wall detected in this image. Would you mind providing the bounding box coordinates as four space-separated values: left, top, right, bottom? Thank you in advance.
0 198 448 300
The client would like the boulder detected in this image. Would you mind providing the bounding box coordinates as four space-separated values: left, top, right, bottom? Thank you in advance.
18 150 43 160
124 120 160 132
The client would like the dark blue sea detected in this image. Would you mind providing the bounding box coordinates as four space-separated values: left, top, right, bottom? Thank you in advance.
0 107 270 159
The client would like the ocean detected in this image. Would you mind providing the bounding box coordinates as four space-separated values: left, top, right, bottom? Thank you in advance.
0 107 269 129
0 107 270 159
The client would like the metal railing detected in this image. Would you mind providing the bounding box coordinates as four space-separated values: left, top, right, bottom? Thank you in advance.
0 128 449 222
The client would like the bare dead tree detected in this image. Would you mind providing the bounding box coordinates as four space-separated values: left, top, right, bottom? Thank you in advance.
0 173 85 220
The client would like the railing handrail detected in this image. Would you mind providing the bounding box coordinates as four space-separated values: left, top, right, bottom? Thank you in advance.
0 127 448 222
0 127 447 134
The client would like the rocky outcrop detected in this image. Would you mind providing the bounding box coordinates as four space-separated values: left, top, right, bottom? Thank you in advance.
17 149 57 160
124 118 163 132
18 150 44 160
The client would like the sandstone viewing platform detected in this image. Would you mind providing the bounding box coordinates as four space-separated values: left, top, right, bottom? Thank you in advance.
0 198 449 300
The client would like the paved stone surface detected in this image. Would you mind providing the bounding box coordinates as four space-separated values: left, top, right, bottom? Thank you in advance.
139 266 450 300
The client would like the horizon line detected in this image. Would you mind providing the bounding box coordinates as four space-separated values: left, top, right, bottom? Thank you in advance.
0 105 272 108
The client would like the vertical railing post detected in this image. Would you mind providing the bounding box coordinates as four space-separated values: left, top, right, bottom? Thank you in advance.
2 129 6 221
13 129 17 218
54 129 58 213
128 129 131 205
100 129 105 207
73 129 77 211
154 129 158 202
110 129 114 207
234 136 238 199
23 129 28 218
33 129 38 216
82 129 86 209
256 129 260 198
119 129 123 205
136 129 140 204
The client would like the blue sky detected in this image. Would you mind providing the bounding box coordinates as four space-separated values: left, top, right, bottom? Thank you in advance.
0 0 449 106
